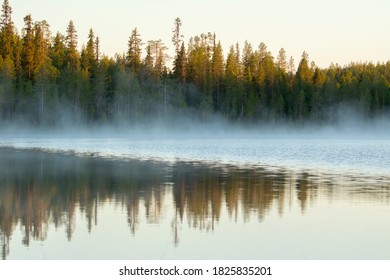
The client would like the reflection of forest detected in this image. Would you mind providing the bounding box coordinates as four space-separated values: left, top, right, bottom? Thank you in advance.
1 148 389 259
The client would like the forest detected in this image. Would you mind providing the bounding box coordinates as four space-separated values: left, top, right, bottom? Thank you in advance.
0 0 390 128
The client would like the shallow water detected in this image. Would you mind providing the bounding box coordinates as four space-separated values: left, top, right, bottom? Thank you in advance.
0 137 390 259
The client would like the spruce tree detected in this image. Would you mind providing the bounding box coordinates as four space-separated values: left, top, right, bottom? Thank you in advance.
211 41 224 108
22 14 35 80
0 0 14 59
50 32 66 71
80 28 96 78
65 20 79 70
173 42 186 83
34 20 51 79
127 28 142 73
276 48 287 72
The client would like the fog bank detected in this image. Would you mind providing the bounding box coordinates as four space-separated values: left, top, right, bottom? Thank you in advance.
1 105 390 140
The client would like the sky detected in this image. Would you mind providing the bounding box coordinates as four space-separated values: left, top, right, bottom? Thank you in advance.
9 0 390 68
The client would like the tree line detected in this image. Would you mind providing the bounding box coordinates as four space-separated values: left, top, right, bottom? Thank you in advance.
0 0 389 127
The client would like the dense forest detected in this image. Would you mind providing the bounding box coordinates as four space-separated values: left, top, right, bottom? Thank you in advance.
0 0 389 128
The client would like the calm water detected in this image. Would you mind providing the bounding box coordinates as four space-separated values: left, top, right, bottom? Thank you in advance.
0 137 390 259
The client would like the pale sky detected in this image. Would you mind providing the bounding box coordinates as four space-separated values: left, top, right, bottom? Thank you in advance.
10 0 390 68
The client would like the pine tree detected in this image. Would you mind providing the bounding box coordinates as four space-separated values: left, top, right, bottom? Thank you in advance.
225 45 240 79
95 36 100 63
0 0 14 59
276 48 287 72
172 18 187 82
260 44 276 96
187 34 213 90
211 41 224 108
22 14 35 80
225 44 242 117
86 29 95 63
13 35 21 82
65 20 79 70
33 21 55 127
155 43 167 77
146 39 167 78
296 51 313 88
172 17 183 57
50 32 66 71
144 44 154 70
34 20 51 79
292 52 314 120
127 28 142 73
258 42 268 61
288 56 295 75
0 0 11 28
242 41 253 70
81 28 96 78
173 42 186 83
242 41 255 82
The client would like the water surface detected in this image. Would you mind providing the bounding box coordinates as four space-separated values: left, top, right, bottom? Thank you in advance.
0 138 390 259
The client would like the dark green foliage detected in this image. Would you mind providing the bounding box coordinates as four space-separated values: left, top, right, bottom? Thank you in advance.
0 0 390 127
173 42 186 83
65 20 79 71
127 28 142 74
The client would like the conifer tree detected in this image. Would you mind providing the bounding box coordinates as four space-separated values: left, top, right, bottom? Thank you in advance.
22 14 35 80
127 28 142 73
172 17 183 57
146 39 167 78
65 20 79 70
211 41 224 108
225 45 240 79
86 29 95 62
34 20 51 79
143 44 154 70
33 21 54 127
242 41 253 71
224 44 242 117
186 34 213 89
258 42 267 62
288 56 295 75
50 32 66 71
276 48 287 72
0 0 14 59
81 28 96 78
95 36 100 63
173 42 186 83
296 51 313 88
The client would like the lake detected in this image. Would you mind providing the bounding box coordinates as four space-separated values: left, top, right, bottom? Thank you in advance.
0 136 390 259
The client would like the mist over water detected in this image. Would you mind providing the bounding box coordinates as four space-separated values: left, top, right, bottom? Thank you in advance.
2 104 390 175
2 104 390 137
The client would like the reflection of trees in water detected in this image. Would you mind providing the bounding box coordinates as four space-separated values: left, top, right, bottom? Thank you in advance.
171 164 291 229
0 205 11 259
0 149 171 259
296 173 320 214
0 148 389 259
